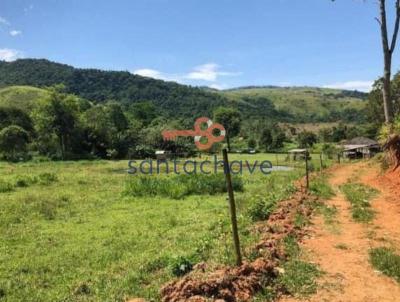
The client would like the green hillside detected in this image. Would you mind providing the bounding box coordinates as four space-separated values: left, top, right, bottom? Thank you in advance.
0 86 49 112
0 59 367 123
221 86 367 122
0 59 228 119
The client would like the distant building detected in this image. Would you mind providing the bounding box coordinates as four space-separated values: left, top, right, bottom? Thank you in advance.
155 150 171 161
287 149 310 161
341 137 381 159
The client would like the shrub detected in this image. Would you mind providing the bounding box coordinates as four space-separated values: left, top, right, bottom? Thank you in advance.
38 173 58 185
0 180 14 193
0 125 30 162
170 256 193 277
14 175 37 188
247 195 275 221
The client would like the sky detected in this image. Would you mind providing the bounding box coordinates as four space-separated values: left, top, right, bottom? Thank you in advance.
1 0 400 92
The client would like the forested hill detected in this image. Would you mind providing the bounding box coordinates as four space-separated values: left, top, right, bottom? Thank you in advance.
0 59 367 122
0 59 228 118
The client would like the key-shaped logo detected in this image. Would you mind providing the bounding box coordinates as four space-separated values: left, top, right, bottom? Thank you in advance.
162 117 226 150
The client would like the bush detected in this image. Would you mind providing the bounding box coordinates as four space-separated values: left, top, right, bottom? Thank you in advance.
38 173 58 185
0 180 14 193
14 175 37 188
0 125 30 162
247 195 275 221
170 256 193 277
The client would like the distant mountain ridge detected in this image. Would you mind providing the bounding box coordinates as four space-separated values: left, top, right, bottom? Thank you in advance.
0 59 367 123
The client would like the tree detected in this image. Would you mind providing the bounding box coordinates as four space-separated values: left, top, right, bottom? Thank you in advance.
33 87 79 160
331 0 399 123
0 107 33 132
259 128 273 152
129 101 157 126
297 131 318 148
213 107 241 151
248 138 257 149
271 126 286 150
378 0 400 123
0 125 30 161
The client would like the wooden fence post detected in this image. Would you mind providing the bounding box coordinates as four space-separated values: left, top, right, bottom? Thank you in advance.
222 149 242 266
305 151 310 189
320 153 323 171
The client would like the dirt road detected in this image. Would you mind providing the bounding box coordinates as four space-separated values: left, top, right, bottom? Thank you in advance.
280 162 400 302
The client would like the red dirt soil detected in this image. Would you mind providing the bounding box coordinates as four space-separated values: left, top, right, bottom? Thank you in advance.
280 162 400 302
160 187 316 302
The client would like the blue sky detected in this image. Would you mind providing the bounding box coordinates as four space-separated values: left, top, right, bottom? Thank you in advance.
1 0 399 91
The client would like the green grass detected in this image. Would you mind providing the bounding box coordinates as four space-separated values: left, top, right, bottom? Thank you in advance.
309 175 335 200
341 183 378 223
0 85 49 112
279 260 321 297
369 247 400 282
0 154 311 302
277 235 321 297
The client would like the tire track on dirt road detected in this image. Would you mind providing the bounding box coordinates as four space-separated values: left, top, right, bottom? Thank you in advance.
280 163 400 302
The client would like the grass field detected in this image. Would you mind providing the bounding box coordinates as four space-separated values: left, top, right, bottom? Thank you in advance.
0 153 329 301
0 86 49 113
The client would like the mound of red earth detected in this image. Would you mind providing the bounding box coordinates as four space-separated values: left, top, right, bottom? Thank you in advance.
160 186 316 302
378 167 400 196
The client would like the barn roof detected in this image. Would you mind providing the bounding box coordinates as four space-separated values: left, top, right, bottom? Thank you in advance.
288 149 307 153
343 137 379 146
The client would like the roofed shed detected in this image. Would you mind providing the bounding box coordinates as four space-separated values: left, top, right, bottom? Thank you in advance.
341 137 381 159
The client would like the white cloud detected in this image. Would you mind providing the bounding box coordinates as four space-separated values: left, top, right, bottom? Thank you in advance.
209 84 226 90
133 63 241 85
0 17 10 26
133 68 165 79
9 30 22 36
186 63 220 81
186 63 241 82
323 80 374 92
0 48 23 62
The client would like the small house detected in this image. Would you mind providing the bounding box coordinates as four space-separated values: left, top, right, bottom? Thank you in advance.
155 150 171 161
341 137 381 159
287 149 310 161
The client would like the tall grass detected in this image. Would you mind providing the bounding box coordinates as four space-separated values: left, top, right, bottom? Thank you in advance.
123 173 243 200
